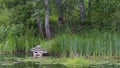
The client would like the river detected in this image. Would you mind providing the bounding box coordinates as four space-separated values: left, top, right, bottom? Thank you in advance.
1 54 120 68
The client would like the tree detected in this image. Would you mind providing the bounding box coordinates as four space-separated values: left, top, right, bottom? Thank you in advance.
55 0 64 25
79 0 86 23
45 0 51 39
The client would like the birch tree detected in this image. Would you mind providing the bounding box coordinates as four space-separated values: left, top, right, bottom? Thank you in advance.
45 0 51 39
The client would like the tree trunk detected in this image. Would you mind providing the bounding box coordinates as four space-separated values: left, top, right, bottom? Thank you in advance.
88 0 91 20
56 0 64 25
36 17 44 37
79 0 86 22
45 0 51 39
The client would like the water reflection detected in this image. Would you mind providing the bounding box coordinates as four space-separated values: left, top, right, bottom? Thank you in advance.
1 61 120 68
0 62 67 68
88 64 120 68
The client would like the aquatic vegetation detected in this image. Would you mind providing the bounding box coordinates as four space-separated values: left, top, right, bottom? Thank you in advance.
23 57 91 67
24 57 67 64
1 55 120 68
65 57 90 66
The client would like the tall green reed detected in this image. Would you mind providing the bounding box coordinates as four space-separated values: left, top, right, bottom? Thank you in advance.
0 28 43 54
43 31 120 57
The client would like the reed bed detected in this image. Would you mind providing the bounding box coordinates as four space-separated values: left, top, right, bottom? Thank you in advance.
43 31 120 57
0 29 43 54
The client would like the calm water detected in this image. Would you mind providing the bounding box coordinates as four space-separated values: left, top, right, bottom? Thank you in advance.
1 55 120 68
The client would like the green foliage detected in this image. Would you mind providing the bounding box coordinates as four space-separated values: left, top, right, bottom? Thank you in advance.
0 0 120 56
0 25 7 40
90 0 120 30
0 25 43 53
0 0 44 53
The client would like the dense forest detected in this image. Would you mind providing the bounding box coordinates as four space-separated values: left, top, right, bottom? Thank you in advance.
0 0 120 57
